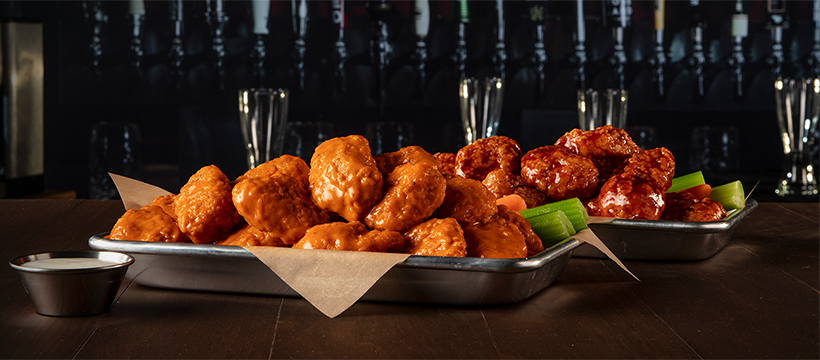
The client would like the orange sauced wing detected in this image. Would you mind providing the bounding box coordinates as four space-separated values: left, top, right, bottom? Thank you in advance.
108 205 188 243
174 165 240 244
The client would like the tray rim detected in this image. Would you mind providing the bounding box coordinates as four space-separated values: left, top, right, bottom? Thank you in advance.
88 234 582 275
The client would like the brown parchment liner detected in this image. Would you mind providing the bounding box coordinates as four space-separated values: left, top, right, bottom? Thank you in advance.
109 172 636 318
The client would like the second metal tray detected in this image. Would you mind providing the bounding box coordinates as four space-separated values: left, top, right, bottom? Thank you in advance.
88 235 580 305
573 198 758 261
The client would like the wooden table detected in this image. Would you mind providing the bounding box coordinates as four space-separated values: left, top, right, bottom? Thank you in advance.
1 199 817 359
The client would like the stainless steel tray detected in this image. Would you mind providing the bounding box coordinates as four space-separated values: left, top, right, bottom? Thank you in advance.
88 235 580 305
573 198 758 261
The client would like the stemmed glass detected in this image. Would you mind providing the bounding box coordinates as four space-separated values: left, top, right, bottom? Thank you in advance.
774 78 819 196
459 77 504 145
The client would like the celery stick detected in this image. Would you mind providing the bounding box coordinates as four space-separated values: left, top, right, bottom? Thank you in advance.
666 171 706 193
518 198 589 231
709 180 745 210
526 210 576 248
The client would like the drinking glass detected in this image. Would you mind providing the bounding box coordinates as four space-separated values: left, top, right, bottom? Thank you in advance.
774 78 819 196
577 89 628 131
282 122 335 164
459 77 504 145
365 121 414 156
238 88 289 169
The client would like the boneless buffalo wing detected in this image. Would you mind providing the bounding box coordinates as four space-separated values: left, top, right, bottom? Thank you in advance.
108 125 727 260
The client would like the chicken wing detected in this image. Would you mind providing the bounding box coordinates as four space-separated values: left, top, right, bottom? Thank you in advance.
292 221 405 252
309 135 384 222
432 174 498 224
662 192 726 222
482 169 546 209
109 205 188 243
234 155 311 192
597 174 666 220
375 145 441 175
232 173 330 245
174 165 241 244
461 213 527 259
495 204 544 256
555 125 640 180
617 147 675 191
455 136 522 180
217 224 288 247
434 152 456 175
150 194 177 221
404 217 467 257
364 162 447 232
520 145 599 201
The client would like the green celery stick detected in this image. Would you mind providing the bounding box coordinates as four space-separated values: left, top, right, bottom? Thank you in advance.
526 210 576 248
518 198 589 231
666 171 706 193
709 180 745 210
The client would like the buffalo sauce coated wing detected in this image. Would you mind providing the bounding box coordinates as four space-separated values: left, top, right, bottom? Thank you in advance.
555 125 640 180
309 135 383 222
217 225 288 247
233 155 311 192
482 169 546 209
520 146 599 201
597 174 665 220
404 218 467 257
364 162 447 233
232 174 330 245
662 192 726 222
496 205 544 257
461 213 527 259
150 194 177 221
108 205 188 243
433 174 498 224
375 145 441 175
174 165 240 244
618 148 675 191
434 152 456 174
455 136 522 180
292 221 405 252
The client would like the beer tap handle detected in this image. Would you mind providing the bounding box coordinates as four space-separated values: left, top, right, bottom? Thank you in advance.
452 0 468 80
414 0 430 95
766 0 787 80
128 0 145 79
251 0 270 87
604 0 630 90
82 1 107 82
368 0 392 120
206 0 228 89
688 0 706 103
573 0 587 90
729 0 748 101
292 0 308 91
169 0 185 89
650 0 666 100
332 0 347 94
528 0 547 100
493 0 507 80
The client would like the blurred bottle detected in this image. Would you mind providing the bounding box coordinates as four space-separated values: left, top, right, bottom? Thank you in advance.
88 121 142 200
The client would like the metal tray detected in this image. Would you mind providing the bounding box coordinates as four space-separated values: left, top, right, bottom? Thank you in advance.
573 198 758 261
88 235 581 305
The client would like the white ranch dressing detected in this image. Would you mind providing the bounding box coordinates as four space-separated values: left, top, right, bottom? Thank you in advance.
21 258 121 270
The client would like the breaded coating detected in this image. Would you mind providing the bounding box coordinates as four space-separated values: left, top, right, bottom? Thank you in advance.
216 225 288 247
482 169 546 209
404 218 467 257
662 192 726 222
309 135 383 222
455 136 522 180
434 152 456 175
520 145 600 201
234 155 311 192
109 205 188 243
375 145 441 175
365 162 447 233
292 221 405 252
433 175 498 225
150 194 177 221
232 174 330 245
461 214 527 259
597 174 666 220
175 165 241 244
617 147 675 191
495 205 544 257
555 125 640 180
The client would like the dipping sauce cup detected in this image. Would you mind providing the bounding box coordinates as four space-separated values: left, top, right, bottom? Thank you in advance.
9 250 134 316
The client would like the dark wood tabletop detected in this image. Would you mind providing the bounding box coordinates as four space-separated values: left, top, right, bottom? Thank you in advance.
1 199 817 359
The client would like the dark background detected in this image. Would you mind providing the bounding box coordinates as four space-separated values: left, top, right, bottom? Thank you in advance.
2 0 817 200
